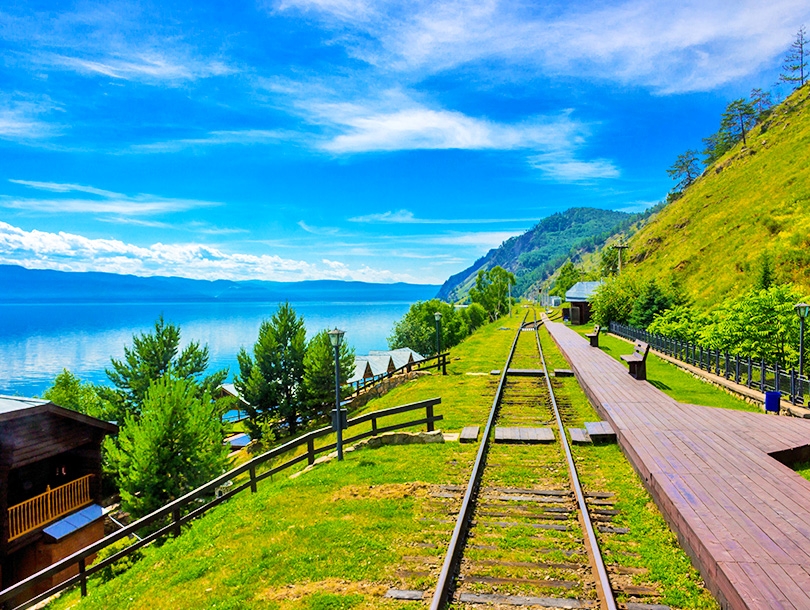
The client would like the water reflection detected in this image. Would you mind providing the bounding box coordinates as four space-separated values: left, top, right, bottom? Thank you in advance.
0 301 410 397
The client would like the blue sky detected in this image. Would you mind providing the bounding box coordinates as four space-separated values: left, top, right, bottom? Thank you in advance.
1 1 808 285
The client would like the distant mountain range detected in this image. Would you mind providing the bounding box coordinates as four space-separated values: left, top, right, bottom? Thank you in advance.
0 265 440 304
437 207 639 301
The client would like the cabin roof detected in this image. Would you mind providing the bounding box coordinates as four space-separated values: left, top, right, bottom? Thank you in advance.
565 281 604 303
0 394 118 433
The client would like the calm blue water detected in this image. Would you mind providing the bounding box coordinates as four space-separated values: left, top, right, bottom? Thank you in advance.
0 301 412 398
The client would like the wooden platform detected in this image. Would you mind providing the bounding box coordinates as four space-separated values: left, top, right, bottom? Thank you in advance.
544 317 810 610
494 427 555 444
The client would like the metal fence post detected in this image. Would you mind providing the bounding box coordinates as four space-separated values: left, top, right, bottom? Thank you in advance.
747 356 753 388
760 358 766 392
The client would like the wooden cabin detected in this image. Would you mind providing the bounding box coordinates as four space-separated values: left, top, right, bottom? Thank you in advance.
0 396 117 601
564 281 604 325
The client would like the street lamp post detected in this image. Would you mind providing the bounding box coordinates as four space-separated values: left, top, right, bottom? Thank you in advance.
434 312 442 356
795 304 810 378
328 328 346 460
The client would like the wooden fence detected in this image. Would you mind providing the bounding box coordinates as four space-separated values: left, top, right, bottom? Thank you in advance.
610 322 807 405
0 398 442 610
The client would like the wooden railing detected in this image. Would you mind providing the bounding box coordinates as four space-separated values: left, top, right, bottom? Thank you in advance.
8 475 94 541
0 398 442 610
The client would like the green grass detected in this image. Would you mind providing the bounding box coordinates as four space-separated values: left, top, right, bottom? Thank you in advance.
570 325 759 412
794 461 810 482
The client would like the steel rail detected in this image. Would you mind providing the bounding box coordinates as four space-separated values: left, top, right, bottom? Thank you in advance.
534 315 618 610
429 311 529 610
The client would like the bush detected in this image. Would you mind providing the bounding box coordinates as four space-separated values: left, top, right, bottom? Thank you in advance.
92 536 143 583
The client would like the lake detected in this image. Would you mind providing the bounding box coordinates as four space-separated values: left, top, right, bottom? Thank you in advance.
0 301 414 398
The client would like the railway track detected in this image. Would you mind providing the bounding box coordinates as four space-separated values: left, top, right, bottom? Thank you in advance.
429 312 620 610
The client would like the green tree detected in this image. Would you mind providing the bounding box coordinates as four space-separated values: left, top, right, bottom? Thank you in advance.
628 280 674 329
100 316 226 422
43 369 104 418
698 285 805 366
750 88 773 120
667 149 701 192
755 252 774 290
236 303 307 439
550 261 582 298
702 129 734 165
780 26 807 89
590 274 642 326
303 330 355 420
105 376 228 518
647 306 703 343
469 266 516 322
720 98 757 147
388 299 466 356
600 245 620 277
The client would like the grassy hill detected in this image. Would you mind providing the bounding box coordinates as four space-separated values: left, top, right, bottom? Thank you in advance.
622 85 810 305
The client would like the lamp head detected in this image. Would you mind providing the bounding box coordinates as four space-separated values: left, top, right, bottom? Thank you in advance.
434 311 442 322
796 303 810 319
328 328 345 347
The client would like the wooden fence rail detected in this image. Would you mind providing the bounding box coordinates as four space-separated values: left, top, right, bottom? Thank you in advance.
609 322 807 405
0 398 442 610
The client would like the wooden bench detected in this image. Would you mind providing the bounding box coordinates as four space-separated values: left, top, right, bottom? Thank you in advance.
585 325 600 347
620 340 650 380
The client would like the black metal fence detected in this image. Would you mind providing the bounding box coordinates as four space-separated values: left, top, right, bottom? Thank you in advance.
609 322 807 406
0 398 442 610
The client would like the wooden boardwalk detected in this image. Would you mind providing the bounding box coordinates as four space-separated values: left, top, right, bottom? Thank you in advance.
545 318 810 610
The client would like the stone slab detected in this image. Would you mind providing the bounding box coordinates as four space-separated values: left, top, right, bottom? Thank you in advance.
459 426 480 443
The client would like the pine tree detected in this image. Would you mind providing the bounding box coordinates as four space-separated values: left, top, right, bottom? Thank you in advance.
749 88 773 120
780 26 807 89
236 303 307 438
720 98 757 147
303 330 355 420
106 376 228 518
666 149 701 192
100 315 226 422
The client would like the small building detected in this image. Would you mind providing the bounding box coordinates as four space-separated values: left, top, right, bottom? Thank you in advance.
347 354 396 385
564 281 604 325
368 348 424 371
0 396 117 602
217 383 249 423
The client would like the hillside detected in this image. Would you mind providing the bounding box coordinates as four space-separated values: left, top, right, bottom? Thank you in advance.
437 207 633 301
622 85 810 305
0 265 439 303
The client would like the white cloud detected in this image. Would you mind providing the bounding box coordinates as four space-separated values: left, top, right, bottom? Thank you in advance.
274 0 810 93
129 130 288 153
4 180 220 216
2 5 235 86
0 221 420 283
528 156 621 182
298 221 339 235
425 230 521 249
309 95 581 153
48 53 233 82
0 100 61 141
348 209 544 224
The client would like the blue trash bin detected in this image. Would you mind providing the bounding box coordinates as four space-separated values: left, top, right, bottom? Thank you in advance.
764 391 781 413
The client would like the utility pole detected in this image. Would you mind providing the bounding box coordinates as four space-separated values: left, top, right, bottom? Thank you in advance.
612 243 629 274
